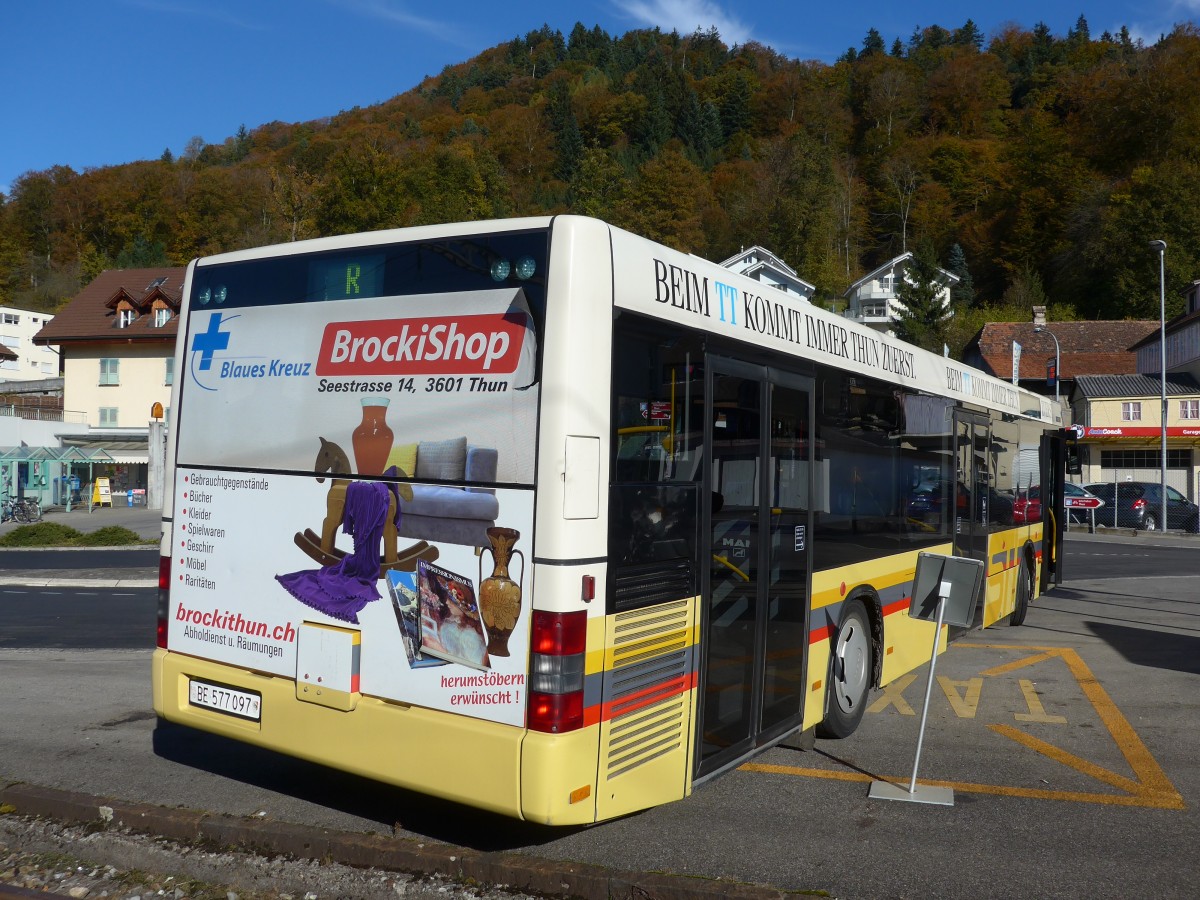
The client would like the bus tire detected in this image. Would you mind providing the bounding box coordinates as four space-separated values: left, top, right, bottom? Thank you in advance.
817 597 872 739
1009 555 1032 626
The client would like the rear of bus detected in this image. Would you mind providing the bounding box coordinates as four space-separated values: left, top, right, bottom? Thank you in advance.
152 217 653 825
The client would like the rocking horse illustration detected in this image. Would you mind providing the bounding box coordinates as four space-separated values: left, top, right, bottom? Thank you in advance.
292 437 439 577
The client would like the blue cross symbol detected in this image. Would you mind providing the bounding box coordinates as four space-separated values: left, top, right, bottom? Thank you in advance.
191 313 230 371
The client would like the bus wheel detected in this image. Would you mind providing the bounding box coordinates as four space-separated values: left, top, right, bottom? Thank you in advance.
1009 557 1032 626
817 598 872 739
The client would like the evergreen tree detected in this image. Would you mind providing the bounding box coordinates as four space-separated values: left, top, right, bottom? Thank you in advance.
953 19 983 50
862 28 885 56
947 243 975 307
893 245 951 352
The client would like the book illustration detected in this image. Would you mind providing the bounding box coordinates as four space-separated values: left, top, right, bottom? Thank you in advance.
386 569 445 669
417 559 491 670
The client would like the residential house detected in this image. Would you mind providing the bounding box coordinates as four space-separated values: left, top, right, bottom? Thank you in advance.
842 252 958 336
0 305 59 382
32 267 185 495
718 246 815 301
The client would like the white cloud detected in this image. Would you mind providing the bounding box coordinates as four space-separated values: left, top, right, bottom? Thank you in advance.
325 0 473 47
614 0 753 46
123 0 265 30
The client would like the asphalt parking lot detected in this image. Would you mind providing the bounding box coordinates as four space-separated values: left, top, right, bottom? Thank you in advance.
2 525 1198 898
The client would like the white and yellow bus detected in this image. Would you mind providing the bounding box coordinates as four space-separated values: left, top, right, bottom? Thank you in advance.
152 216 1068 825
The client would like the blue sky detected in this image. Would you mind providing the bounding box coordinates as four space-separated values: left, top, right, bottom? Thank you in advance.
2 0 1197 196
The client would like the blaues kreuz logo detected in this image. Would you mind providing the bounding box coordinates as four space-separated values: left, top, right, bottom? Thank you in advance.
188 312 238 391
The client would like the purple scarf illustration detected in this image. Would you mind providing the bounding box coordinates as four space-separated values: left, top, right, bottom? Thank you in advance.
277 480 400 623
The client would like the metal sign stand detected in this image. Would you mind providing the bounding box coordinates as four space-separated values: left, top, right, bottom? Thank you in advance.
869 578 954 806
869 552 984 807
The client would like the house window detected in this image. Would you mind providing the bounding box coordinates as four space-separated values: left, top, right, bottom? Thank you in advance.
99 358 119 385
1121 401 1142 421
1181 399 1199 420
154 308 172 327
165 356 174 385
118 308 136 328
2 313 19 325
99 407 119 427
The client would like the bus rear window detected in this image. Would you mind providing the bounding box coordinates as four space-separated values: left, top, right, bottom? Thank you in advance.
189 231 549 321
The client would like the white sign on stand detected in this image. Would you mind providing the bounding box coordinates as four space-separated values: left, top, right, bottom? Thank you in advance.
869 552 985 807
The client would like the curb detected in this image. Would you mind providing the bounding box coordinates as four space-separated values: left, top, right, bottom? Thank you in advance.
0 576 157 588
0 783 785 899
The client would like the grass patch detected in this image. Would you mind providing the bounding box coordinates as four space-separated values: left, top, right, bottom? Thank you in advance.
0 522 150 547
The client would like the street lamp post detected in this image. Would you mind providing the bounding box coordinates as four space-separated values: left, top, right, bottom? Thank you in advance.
1149 239 1168 531
1033 324 1061 405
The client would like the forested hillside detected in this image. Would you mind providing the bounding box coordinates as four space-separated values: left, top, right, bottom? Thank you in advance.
2 18 1198 352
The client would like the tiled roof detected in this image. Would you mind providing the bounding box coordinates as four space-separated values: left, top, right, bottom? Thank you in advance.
965 321 1156 380
1074 373 1200 399
0 342 16 361
32 267 186 345
1129 307 1200 350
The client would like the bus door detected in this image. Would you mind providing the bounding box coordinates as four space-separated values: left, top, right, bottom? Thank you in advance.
697 358 813 779
1039 430 1068 587
952 410 990 565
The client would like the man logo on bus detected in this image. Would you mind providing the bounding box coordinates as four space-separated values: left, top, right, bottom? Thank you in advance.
189 312 237 392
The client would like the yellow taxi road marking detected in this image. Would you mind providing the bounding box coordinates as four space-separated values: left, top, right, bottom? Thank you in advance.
866 672 917 715
938 676 982 719
964 643 1180 801
739 762 1185 809
1014 679 1066 724
743 643 1184 809
987 724 1142 794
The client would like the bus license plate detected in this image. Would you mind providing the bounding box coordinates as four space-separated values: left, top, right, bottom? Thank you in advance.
188 679 261 721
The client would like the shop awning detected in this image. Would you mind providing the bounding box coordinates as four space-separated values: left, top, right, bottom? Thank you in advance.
59 440 147 464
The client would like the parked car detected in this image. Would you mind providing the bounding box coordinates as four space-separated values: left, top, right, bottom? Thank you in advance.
1083 481 1200 532
1025 482 1104 524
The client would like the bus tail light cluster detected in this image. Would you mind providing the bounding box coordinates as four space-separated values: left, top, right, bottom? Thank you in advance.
156 555 171 649
527 610 587 733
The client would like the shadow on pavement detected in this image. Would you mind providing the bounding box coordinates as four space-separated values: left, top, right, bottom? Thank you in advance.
151 719 583 850
1084 619 1200 676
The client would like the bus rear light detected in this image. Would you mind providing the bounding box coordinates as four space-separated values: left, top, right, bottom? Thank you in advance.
528 688 584 733
531 609 587 655
530 651 584 694
527 610 587 733
156 556 171 649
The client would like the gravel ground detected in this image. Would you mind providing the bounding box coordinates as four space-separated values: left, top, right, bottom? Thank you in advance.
0 815 539 900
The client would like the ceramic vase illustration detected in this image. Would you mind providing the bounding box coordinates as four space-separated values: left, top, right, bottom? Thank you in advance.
352 397 394 475
478 527 524 657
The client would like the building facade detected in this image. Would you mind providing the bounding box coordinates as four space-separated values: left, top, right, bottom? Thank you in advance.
841 252 958 336
0 305 59 383
32 267 184 495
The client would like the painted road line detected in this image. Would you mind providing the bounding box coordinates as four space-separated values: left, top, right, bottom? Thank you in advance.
742 643 1184 810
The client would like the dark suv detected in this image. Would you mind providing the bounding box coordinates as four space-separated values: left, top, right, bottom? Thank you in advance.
1083 481 1200 532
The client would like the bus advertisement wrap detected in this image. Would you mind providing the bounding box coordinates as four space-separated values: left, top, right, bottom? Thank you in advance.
170 286 540 727
179 287 538 483
170 468 534 726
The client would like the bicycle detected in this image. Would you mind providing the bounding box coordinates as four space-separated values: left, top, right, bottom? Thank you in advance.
1 496 41 524
16 497 42 523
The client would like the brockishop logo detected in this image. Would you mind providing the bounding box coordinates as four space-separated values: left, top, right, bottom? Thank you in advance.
315 314 528 376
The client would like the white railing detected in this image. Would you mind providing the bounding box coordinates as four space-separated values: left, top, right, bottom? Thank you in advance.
0 406 88 424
